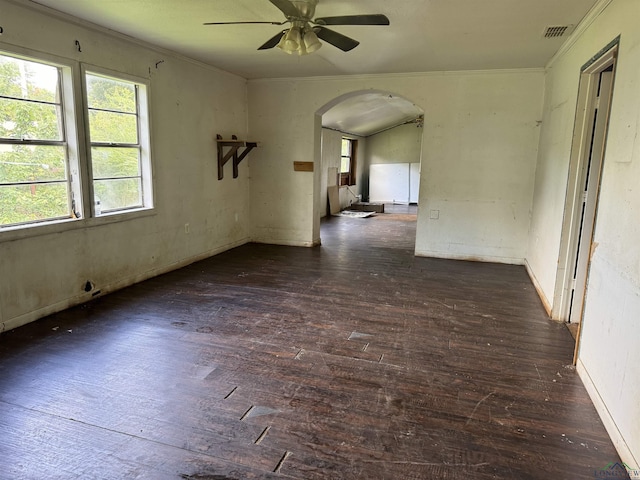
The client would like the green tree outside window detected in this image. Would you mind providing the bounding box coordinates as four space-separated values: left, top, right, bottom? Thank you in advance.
0 55 70 227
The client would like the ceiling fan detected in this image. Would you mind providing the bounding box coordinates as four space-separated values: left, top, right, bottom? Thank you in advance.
204 0 390 56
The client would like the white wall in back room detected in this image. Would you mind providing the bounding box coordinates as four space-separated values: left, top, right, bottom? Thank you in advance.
366 123 423 166
364 123 423 203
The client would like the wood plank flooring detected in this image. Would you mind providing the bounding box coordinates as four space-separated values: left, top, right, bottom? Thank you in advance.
0 205 628 479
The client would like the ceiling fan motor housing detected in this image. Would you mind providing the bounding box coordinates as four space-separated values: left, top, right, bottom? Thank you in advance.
289 0 318 20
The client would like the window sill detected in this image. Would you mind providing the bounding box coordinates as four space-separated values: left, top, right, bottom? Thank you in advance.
0 207 156 244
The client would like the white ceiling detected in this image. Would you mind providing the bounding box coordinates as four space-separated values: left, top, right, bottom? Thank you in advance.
23 0 598 135
26 0 598 80
323 93 423 137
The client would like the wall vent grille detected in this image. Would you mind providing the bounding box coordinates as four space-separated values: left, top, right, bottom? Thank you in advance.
544 25 570 38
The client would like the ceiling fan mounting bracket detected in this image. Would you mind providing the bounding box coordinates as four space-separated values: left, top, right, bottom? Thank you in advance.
288 0 318 20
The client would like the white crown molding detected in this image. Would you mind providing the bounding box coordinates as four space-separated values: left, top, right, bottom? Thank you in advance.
248 68 545 84
546 0 615 69
5 0 246 82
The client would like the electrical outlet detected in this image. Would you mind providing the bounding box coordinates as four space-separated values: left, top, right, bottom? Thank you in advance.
430 210 440 220
184 223 190 234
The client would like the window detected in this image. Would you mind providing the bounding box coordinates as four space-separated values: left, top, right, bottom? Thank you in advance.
85 71 152 215
0 53 78 227
339 137 356 186
0 49 154 232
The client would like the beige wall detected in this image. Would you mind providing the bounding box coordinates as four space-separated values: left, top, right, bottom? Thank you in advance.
0 1 250 331
527 0 640 465
1 0 637 467
248 71 544 261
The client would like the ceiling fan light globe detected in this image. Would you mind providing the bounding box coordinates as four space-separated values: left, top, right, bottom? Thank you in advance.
277 42 297 54
277 26 301 53
303 30 322 53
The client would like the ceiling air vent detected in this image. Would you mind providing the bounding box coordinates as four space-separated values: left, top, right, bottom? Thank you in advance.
543 25 570 38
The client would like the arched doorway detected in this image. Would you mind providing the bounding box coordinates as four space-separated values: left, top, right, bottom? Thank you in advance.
313 90 425 244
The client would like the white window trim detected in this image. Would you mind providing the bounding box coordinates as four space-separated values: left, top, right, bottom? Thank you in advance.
81 64 154 218
0 46 156 244
0 46 84 231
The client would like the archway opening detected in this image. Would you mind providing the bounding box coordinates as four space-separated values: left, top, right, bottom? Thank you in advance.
314 90 425 246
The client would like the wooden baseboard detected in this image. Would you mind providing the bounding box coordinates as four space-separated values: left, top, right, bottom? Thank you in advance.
524 259 553 317
1 237 251 333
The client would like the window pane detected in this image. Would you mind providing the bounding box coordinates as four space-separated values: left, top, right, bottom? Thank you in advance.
340 157 350 173
86 71 151 216
341 138 351 157
88 110 137 144
0 55 59 103
0 98 63 141
86 75 136 113
0 54 74 229
0 182 69 226
0 145 66 182
91 147 139 179
94 177 142 212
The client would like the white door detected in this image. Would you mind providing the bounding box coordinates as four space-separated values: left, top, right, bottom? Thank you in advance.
568 68 614 325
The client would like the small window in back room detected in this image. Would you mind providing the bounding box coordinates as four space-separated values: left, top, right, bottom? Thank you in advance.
85 70 153 216
340 137 356 186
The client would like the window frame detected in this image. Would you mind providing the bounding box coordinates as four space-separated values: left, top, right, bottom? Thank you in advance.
0 47 83 231
0 47 156 242
82 65 153 217
339 137 357 187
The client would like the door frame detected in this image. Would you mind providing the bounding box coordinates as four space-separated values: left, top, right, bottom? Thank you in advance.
552 38 619 361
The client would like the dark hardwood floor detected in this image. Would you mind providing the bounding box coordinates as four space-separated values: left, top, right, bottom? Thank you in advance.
0 205 627 479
